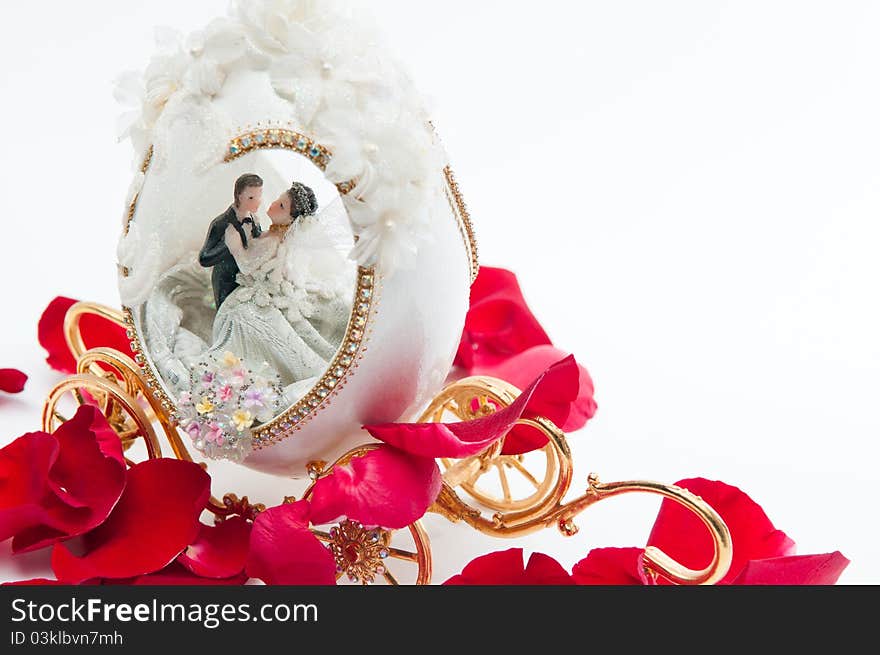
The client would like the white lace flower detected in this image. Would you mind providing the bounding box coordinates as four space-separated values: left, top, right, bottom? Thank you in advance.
269 23 382 127
114 28 188 161
113 72 148 150
141 28 190 123
231 0 340 55
186 17 248 64
323 109 443 196
115 20 251 155
346 184 436 272
183 18 248 97
183 58 225 97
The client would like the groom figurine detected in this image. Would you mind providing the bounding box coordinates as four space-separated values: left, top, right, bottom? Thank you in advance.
199 174 264 309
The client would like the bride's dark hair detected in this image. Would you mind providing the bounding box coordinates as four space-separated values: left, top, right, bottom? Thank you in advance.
287 182 318 220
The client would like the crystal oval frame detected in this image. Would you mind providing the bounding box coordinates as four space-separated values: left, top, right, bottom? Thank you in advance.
121 126 477 455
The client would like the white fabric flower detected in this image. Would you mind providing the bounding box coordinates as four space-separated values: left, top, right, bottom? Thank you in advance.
141 29 189 123
320 107 446 272
346 184 435 272
231 0 339 55
113 27 188 161
323 109 444 195
113 71 147 140
183 17 248 97
183 58 225 97
269 23 382 127
115 20 250 154
187 17 248 64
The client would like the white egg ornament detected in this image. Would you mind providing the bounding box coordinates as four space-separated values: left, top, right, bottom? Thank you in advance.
116 1 476 478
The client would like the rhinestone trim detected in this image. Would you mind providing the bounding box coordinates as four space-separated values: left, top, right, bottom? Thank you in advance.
225 128 356 196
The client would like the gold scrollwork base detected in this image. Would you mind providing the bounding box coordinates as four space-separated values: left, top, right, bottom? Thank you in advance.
41 302 732 586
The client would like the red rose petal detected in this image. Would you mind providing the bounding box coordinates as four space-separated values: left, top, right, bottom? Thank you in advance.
648 479 796 585
732 553 850 586
3 578 101 586
0 406 126 553
0 432 58 544
571 548 649 586
475 346 597 432
245 501 336 586
51 459 210 583
3 579 67 586
473 346 598 454
38 297 134 375
444 548 573 585
366 356 580 459
15 406 126 553
455 267 552 372
0 369 27 394
177 517 251 579
309 447 442 530
445 549 530 585
128 563 248 586
522 552 577 585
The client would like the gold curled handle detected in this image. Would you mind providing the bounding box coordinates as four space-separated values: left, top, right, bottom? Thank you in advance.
42 373 163 461
581 477 733 586
424 376 733 585
63 301 127 363
78 347 143 399
433 472 733 585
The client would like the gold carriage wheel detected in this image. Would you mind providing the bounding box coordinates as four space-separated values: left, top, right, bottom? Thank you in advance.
310 519 432 586
442 442 561 513
419 376 565 514
304 446 433 586
42 373 163 462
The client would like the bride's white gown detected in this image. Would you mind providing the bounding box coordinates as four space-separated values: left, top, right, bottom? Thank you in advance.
142 201 355 407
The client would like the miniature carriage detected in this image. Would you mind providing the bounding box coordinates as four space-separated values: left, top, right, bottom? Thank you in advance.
42 1 733 586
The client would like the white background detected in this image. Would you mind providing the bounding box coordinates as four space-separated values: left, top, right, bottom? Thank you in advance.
0 1 878 584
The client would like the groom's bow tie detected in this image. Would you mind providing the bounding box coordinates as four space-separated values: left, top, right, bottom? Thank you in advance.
230 215 250 250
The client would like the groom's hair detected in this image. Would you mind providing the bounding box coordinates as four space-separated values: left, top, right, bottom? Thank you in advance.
234 174 264 208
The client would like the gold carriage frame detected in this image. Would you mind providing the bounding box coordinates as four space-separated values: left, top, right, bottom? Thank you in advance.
42 302 733 586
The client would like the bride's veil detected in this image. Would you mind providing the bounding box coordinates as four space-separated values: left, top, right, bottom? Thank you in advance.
282 195 358 299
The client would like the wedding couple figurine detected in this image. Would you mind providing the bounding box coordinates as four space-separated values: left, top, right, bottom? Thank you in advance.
196 174 342 391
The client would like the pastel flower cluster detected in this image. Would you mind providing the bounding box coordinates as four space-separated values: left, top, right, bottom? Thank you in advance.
178 351 283 463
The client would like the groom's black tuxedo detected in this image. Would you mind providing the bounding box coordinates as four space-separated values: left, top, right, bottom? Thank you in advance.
199 206 262 309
